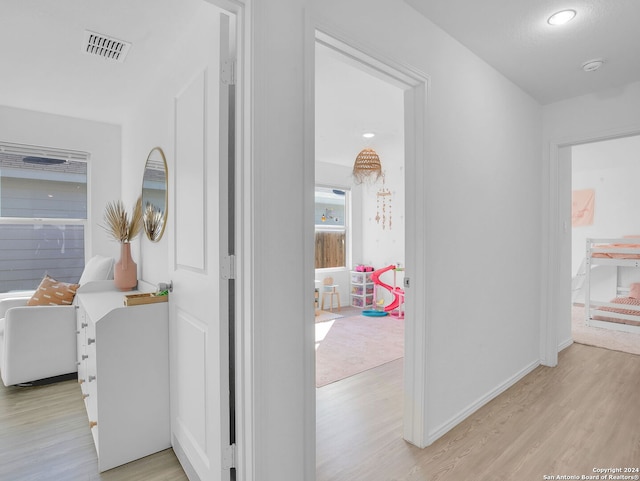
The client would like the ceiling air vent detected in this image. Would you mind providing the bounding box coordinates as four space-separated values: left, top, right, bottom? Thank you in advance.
82 30 131 63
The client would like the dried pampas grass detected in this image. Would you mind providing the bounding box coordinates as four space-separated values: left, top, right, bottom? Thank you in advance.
143 202 165 241
102 196 143 243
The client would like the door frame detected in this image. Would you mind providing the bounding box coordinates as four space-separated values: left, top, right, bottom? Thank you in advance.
305 19 432 459
201 0 252 479
544 124 640 367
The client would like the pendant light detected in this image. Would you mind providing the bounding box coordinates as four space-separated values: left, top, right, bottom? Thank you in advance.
352 148 383 184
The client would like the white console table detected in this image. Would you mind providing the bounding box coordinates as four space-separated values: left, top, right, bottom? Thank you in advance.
75 280 170 472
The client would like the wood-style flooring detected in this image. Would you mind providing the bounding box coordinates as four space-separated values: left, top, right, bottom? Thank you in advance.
0 375 187 481
2 343 638 480
317 343 640 481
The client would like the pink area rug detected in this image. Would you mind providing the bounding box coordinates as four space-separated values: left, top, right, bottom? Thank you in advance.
315 312 404 388
572 305 640 356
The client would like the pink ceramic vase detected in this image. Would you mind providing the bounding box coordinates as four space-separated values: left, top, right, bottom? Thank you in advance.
114 242 137 291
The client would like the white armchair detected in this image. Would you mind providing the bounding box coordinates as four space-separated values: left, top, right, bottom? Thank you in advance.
0 255 114 386
0 300 77 386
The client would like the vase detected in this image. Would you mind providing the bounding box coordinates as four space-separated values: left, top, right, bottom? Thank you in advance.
114 242 137 291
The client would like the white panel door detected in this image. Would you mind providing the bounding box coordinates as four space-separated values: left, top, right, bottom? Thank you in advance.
170 7 232 481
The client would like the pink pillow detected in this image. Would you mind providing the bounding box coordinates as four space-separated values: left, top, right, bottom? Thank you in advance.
629 283 640 299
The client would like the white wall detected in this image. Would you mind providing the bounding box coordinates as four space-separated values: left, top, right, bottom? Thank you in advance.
359 155 405 306
543 81 640 356
120 1 222 287
0 105 122 261
251 1 313 479
571 135 640 275
121 88 172 286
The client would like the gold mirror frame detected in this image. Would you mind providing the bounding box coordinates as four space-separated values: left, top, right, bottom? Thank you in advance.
141 147 168 242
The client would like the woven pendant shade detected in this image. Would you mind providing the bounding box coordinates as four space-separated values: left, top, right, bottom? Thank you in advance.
352 148 383 184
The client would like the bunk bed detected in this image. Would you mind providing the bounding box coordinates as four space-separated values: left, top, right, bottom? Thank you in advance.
585 238 640 333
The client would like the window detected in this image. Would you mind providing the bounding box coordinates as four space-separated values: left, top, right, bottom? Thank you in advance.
0 144 88 293
315 186 349 269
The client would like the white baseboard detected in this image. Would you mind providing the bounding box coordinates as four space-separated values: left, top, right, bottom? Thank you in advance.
172 435 201 481
426 359 540 445
558 337 573 351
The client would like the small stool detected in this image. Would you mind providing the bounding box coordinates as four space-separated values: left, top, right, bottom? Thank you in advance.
321 277 341 311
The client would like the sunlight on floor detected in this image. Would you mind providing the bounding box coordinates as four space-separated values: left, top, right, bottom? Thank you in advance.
315 320 335 350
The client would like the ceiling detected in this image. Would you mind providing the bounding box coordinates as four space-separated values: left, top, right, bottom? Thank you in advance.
315 44 404 168
405 0 640 104
0 0 204 124
0 0 638 130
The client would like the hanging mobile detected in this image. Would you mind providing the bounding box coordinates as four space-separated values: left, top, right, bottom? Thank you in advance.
376 173 392 230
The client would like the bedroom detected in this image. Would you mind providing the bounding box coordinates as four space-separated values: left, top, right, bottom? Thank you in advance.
313 40 406 389
571 134 640 353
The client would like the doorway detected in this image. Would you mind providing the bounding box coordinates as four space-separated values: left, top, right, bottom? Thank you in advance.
312 31 427 478
314 39 406 383
569 134 640 354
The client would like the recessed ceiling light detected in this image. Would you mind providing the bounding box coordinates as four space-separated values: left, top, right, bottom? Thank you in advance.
547 9 576 25
362 132 375 139
582 59 604 72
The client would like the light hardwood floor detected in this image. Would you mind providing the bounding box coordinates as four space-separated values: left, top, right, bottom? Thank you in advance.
0 375 187 481
317 343 640 481
2 343 638 480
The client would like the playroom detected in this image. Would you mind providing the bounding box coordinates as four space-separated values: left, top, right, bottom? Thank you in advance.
313 40 406 389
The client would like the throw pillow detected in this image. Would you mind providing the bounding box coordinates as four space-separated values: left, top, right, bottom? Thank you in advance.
27 275 80 306
630 283 640 300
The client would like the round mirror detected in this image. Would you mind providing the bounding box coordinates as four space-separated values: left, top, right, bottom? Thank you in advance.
141 147 168 242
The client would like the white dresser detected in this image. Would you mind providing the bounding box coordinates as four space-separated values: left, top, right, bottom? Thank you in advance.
75 280 170 472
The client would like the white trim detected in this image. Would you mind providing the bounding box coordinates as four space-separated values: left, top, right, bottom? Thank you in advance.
544 124 640 367
314 29 427 88
403 82 430 448
307 19 432 458
558 338 573 352
234 2 253 480
0 217 86 225
304 12 318 481
542 141 561 366
202 1 251 480
0 141 89 162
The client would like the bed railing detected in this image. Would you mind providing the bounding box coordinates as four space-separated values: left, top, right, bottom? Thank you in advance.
584 237 640 333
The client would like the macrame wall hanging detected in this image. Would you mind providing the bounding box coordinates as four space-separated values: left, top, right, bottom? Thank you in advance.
375 176 392 230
